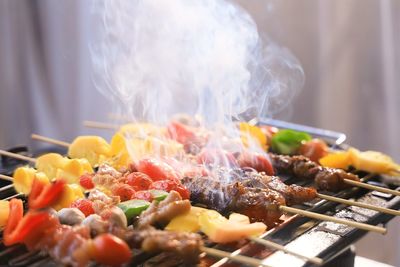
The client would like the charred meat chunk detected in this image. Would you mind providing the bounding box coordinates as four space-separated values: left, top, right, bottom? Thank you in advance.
269 153 360 191
182 176 285 227
137 191 191 229
241 173 317 205
123 227 203 265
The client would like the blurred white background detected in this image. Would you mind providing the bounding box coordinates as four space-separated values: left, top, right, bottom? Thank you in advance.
0 0 399 264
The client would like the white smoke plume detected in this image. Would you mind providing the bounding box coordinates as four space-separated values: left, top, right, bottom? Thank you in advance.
90 0 304 128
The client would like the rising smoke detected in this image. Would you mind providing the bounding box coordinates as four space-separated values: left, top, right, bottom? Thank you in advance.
90 0 304 128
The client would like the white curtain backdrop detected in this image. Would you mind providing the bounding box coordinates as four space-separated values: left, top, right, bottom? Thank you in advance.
0 0 399 264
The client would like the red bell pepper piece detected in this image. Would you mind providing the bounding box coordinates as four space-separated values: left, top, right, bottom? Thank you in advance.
28 178 66 209
167 121 196 145
237 151 275 176
4 199 57 247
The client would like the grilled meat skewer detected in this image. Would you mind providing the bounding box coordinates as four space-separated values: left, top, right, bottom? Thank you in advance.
181 176 285 227
240 172 317 206
269 153 360 191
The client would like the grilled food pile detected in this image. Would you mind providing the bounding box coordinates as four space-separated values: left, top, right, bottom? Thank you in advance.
1 120 399 266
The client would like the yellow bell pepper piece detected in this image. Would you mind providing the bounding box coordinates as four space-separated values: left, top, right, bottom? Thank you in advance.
199 210 266 243
109 132 183 168
349 148 400 175
56 158 93 184
109 133 132 169
35 153 68 179
68 136 111 166
52 184 84 211
319 151 352 169
13 167 50 194
0 200 10 227
239 122 268 150
165 206 208 233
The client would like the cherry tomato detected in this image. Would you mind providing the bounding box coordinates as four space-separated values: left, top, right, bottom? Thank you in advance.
135 158 181 182
150 180 190 200
197 148 238 166
126 172 153 191
134 190 153 202
79 174 95 189
111 184 136 202
298 138 329 163
237 151 275 175
91 233 132 266
70 199 95 217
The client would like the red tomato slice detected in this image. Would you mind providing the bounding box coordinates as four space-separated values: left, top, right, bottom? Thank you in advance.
79 174 95 189
71 199 95 217
91 233 132 266
298 138 329 163
135 158 181 182
126 172 153 191
111 184 136 202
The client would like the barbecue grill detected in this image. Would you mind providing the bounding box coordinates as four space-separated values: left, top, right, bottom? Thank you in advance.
0 120 398 267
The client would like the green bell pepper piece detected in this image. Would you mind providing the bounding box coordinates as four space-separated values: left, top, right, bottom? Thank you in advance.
271 129 312 155
149 190 168 201
117 199 151 221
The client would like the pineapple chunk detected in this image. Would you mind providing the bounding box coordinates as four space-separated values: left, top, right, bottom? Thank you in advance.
35 153 67 179
349 148 399 175
56 158 93 184
68 136 111 166
52 184 84 211
165 206 208 232
13 167 50 194
199 210 266 243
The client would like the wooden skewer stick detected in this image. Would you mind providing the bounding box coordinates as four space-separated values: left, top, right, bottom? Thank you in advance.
279 206 386 234
316 193 400 216
31 134 70 148
201 246 269 267
249 237 323 265
344 179 400 197
83 120 119 130
390 168 400 176
0 174 13 182
0 149 36 163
